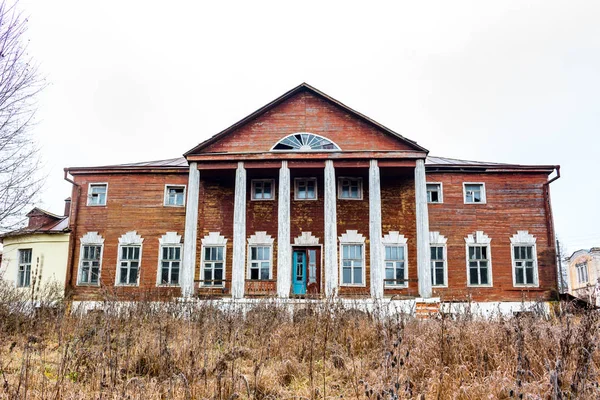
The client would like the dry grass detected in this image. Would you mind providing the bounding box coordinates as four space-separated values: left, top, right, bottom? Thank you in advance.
0 287 599 399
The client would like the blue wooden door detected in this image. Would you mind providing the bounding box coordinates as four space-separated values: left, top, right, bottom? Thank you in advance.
292 250 307 295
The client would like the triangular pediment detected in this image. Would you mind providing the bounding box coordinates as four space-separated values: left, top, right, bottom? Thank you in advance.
185 83 427 157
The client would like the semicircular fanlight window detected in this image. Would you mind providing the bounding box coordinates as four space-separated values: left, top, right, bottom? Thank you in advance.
272 133 340 151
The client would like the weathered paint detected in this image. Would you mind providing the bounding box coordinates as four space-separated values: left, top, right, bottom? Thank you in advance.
415 159 432 298
181 162 199 297
277 161 291 297
369 160 383 298
232 162 246 299
324 160 338 296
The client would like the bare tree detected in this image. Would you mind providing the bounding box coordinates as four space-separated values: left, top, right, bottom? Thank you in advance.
0 0 44 231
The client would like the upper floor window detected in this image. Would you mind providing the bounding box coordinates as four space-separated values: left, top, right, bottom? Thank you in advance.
510 231 538 287
338 177 363 200
88 183 107 206
251 179 275 200
576 262 589 284
426 183 443 203
77 232 105 286
465 231 492 287
464 183 486 204
17 249 32 287
271 133 341 151
295 178 317 200
164 185 186 207
247 232 274 280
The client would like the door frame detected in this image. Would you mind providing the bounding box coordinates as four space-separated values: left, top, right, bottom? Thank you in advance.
290 244 323 295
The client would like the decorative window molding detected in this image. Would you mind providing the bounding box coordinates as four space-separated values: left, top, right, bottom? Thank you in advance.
338 177 363 200
294 177 318 200
164 184 186 207
463 182 486 204
339 230 366 287
200 232 227 287
157 232 182 286
87 183 108 206
510 231 539 287
271 132 341 151
247 232 274 280
429 232 448 287
382 232 408 288
116 231 144 286
576 262 589 284
294 232 320 246
251 179 275 201
77 232 105 286
426 182 443 203
465 231 492 287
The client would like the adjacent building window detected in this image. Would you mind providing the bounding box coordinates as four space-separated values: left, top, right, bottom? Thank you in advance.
79 245 102 285
116 231 144 286
87 183 107 206
464 183 486 204
338 177 363 200
160 246 181 285
465 231 492 286
426 183 443 203
339 230 366 286
510 231 539 287
576 262 589 284
294 178 317 200
17 249 32 287
251 179 275 200
430 232 448 287
164 185 186 206
247 232 274 280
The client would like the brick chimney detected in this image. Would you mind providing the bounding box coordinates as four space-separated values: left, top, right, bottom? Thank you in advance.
64 197 71 217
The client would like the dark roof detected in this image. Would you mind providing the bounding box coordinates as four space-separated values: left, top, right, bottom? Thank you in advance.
66 156 188 173
0 210 69 241
184 82 429 156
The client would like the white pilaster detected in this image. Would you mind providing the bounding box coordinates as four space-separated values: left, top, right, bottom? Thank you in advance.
415 159 432 298
324 160 338 297
181 162 199 298
277 161 291 298
232 162 246 299
369 160 384 299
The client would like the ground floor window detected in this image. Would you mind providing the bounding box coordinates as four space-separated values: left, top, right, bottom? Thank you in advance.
202 246 224 286
513 245 536 285
249 246 271 280
430 246 445 286
119 246 141 285
17 249 32 287
384 245 406 287
341 244 364 285
79 245 102 285
160 246 181 285
468 245 490 285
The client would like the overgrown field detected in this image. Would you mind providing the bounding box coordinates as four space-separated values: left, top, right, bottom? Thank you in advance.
0 294 599 399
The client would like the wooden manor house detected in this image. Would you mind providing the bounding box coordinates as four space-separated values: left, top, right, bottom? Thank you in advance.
64 83 561 311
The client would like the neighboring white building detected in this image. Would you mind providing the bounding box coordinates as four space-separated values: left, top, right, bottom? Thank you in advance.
0 206 70 298
566 248 600 307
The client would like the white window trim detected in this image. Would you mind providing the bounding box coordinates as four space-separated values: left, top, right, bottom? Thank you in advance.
294 177 318 201
337 177 363 200
115 231 144 286
465 231 493 287
339 230 366 287
200 232 228 287
382 231 408 288
77 232 105 286
156 232 183 286
87 182 108 206
510 231 539 288
163 184 186 207
429 231 448 288
463 182 486 204
251 179 276 201
247 231 274 280
426 182 444 204
270 132 342 152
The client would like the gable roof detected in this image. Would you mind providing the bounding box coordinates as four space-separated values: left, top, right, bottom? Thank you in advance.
0 208 69 241
184 83 429 156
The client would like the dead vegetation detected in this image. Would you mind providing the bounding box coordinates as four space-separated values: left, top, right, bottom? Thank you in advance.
0 287 599 399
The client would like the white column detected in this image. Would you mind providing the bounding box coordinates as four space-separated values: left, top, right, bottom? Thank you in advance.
324 160 338 297
181 162 199 298
232 162 246 299
415 159 432 298
369 160 384 299
277 161 291 298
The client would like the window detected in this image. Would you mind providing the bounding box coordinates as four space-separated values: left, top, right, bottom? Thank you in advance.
338 177 363 200
271 132 340 151
79 245 102 285
164 185 185 206
510 231 539 287
202 247 224 286
465 231 492 286
431 246 445 286
426 183 443 203
385 246 406 287
17 249 32 287
251 179 275 200
116 231 144 286
160 246 181 285
576 262 589 284
247 232 273 280
88 183 107 206
295 178 317 200
339 230 366 286
464 183 486 204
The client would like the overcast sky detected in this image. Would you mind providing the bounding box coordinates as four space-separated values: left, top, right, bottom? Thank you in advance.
16 0 600 257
